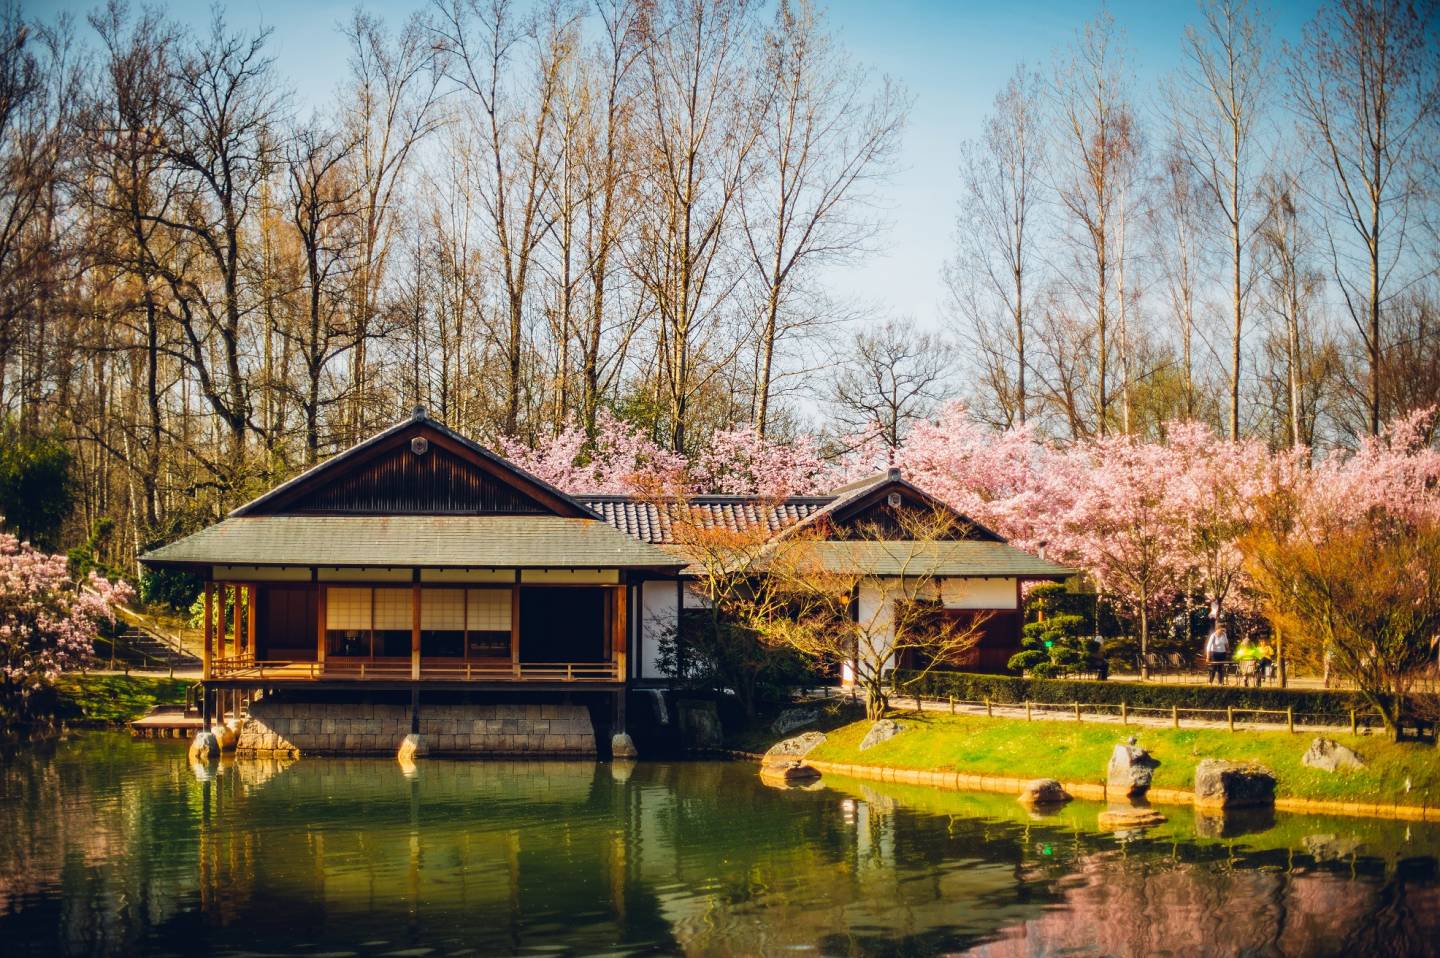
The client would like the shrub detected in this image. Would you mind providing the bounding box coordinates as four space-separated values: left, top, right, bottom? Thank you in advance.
892 668 1378 720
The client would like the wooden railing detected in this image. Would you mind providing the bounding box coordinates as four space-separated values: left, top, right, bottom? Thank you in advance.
208 656 620 682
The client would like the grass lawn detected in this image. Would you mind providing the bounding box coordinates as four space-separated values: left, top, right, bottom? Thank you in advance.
54 673 191 726
805 710 1440 807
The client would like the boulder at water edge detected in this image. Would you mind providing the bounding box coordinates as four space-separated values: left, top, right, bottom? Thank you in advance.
1302 737 1365 773
611 732 639 760
188 731 220 761
397 733 426 762
771 707 820 736
1097 805 1168 831
1106 739 1160 797
1018 779 1072 806
859 719 904 751
1193 759 1276 809
759 760 822 787
763 731 826 764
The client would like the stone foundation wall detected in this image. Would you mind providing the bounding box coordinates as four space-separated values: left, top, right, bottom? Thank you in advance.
236 700 596 756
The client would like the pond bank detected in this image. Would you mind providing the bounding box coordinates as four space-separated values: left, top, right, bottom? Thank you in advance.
53 673 190 727
746 710 1440 823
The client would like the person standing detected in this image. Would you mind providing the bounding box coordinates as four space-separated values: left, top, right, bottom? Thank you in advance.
1205 623 1231 685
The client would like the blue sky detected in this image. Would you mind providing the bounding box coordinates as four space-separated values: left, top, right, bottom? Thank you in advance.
35 0 1320 328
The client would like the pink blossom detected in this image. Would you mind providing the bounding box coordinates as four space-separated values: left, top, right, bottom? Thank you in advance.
689 426 836 497
498 412 687 494
1 524 134 719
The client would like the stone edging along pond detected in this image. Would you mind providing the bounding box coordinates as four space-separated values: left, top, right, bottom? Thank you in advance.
721 750 1440 824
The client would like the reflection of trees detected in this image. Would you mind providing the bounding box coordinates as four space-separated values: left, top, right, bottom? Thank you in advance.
2 737 1439 956
0 736 207 953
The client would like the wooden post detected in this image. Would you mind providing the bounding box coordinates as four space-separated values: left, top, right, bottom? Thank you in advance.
230 584 240 662
1350 709 1357 735
1286 706 1294 734
1121 701 1128 725
316 579 327 671
1074 702 1082 723
1172 705 1180 729
915 695 922 713
982 697 989 717
203 581 213 681
411 576 421 681
1227 707 1235 732
612 586 627 681
1025 700 1032 721
510 577 521 675
246 584 257 657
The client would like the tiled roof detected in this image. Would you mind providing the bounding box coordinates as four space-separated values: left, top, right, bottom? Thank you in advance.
791 541 1074 579
578 495 835 545
140 515 685 569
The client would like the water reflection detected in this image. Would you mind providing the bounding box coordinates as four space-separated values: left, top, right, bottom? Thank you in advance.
1 733 1437 956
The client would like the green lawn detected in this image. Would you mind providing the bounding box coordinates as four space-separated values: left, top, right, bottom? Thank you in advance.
53 674 191 726
805 710 1440 807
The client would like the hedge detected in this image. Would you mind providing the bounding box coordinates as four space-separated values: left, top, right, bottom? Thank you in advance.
890 669 1374 718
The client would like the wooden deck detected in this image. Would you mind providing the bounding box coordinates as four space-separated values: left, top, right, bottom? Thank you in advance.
208 656 622 684
131 705 206 738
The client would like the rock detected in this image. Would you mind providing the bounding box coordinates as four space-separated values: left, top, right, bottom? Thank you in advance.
396 733 426 762
211 723 238 751
1097 805 1167 831
759 760 821 788
610 732 639 760
1193 759 1276 809
858 718 904 751
1017 779 1071 806
677 700 724 749
1302 737 1365 773
1194 806 1276 839
771 707 820 736
188 731 220 761
1107 742 1160 797
763 731 826 764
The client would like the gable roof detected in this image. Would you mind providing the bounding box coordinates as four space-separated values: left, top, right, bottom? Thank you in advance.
579 495 834 545
141 515 685 570
232 409 600 520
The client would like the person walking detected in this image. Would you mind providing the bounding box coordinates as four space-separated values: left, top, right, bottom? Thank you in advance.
1205 623 1231 685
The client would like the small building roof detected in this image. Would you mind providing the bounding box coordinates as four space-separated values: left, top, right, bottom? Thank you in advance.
579 495 834 545
789 540 1074 579
140 515 686 570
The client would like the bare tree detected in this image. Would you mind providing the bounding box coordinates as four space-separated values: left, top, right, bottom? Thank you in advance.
828 316 952 454
341 8 443 439
1052 10 1139 437
153 13 284 487
742 0 905 436
947 65 1044 429
1170 0 1269 440
1290 0 1439 437
433 0 570 437
1150 139 1207 420
632 0 763 453
1256 168 1325 447
282 124 362 463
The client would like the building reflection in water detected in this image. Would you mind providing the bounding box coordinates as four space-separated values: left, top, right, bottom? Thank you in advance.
1 734 1438 957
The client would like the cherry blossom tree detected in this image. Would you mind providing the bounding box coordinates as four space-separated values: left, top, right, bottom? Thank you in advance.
497 412 687 494
1045 436 1191 678
890 402 1061 549
1 526 133 734
689 426 835 497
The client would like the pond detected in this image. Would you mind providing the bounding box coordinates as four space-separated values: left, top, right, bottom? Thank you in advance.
1 732 1438 957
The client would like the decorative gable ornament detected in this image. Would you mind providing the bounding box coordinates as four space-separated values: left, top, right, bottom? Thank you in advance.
411 437 429 456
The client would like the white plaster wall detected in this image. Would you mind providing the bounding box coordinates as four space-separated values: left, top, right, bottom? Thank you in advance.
855 580 897 678
935 577 1018 610
640 580 679 679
